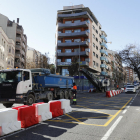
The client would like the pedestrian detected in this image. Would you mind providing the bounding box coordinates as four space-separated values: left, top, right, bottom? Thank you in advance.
72 83 77 105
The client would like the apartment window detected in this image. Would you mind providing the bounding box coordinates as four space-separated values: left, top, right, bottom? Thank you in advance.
93 43 95 47
96 30 98 34
93 34 95 39
74 20 81 23
85 39 90 42
57 59 61 62
74 48 80 52
65 49 71 53
93 61 95 65
96 46 98 50
58 40 61 43
62 69 69 76
85 48 90 52
8 59 10 65
96 63 98 67
65 21 71 24
65 39 71 43
11 59 13 66
57 50 61 53
85 29 90 33
4 42 5 47
96 54 98 58
99 26 101 29
93 26 95 30
99 41 101 45
12 48 14 55
85 58 90 62
93 52 95 56
65 30 71 33
65 59 71 62
101 47 103 49
9 46 11 53
74 39 81 42
74 29 81 33
96 38 98 42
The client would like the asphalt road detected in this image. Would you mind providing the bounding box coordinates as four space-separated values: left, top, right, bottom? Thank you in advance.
0 90 140 140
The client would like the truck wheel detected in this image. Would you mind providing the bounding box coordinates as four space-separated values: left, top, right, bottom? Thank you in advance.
3 103 13 108
59 90 64 99
68 90 73 99
26 94 35 105
47 91 53 101
64 90 69 99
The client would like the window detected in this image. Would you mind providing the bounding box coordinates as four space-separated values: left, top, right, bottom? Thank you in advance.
74 20 81 23
65 21 71 24
65 39 71 43
74 39 81 42
96 46 98 50
12 48 14 55
96 54 98 58
58 31 61 33
8 59 10 65
96 30 98 34
9 46 11 53
11 59 13 66
85 48 90 52
93 61 95 65
85 58 90 62
23 71 30 81
93 34 95 39
93 26 95 30
74 29 81 33
74 48 80 52
96 63 98 67
99 41 101 45
85 39 90 42
65 49 71 53
65 30 71 33
57 59 61 62
96 38 98 42
58 40 61 43
65 59 71 62
62 69 69 76
4 42 5 47
99 26 101 29
85 29 90 33
93 52 95 56
101 47 103 49
93 43 95 47
57 50 61 53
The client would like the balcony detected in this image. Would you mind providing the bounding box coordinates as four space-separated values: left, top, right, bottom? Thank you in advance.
21 50 25 56
100 64 108 69
58 30 89 38
21 58 24 62
101 42 108 49
16 37 21 42
57 61 89 66
15 53 21 58
57 51 89 57
57 41 89 47
16 29 23 34
58 21 89 29
100 49 108 55
15 45 22 50
101 71 108 76
22 43 26 49
100 56 108 62
14 62 21 67
101 35 107 42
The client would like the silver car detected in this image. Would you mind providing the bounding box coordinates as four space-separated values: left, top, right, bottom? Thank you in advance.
125 85 136 93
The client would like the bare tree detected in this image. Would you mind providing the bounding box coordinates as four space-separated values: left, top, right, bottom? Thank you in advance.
119 45 140 80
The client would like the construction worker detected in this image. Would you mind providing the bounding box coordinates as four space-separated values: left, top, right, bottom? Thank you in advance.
72 83 77 105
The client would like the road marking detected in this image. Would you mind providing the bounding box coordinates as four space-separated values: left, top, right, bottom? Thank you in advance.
104 97 132 126
101 116 123 140
127 106 130 109
122 109 127 114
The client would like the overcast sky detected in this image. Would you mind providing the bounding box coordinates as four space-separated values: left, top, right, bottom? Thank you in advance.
0 0 140 63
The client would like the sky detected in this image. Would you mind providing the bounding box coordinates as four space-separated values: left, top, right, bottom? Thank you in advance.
0 0 140 63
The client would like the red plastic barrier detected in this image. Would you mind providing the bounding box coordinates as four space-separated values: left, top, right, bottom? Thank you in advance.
106 91 111 97
0 126 2 136
49 101 63 118
13 105 39 128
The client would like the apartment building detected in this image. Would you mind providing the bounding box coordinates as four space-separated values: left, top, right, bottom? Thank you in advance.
0 13 27 69
55 4 108 76
0 27 15 69
124 67 134 82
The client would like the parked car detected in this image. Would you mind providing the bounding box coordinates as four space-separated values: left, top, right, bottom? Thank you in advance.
134 84 138 90
125 85 136 93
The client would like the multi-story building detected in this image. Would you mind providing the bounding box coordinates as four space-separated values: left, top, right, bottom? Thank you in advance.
124 67 134 82
133 72 139 82
55 4 108 76
0 27 15 69
0 13 27 69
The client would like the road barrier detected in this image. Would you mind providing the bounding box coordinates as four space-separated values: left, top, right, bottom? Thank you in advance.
106 89 122 97
0 99 72 136
0 108 21 136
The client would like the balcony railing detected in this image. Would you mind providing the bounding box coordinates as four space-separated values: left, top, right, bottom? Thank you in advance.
57 41 89 47
57 61 89 66
15 53 20 57
16 37 21 42
58 21 89 29
100 49 108 55
16 29 23 34
15 45 22 50
100 56 108 62
14 62 21 67
101 42 108 49
57 51 89 57
101 71 108 76
101 35 107 42
58 30 89 38
100 64 108 69
22 43 25 48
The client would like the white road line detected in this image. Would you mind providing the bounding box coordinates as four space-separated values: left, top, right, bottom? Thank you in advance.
101 116 123 140
127 106 130 109
122 109 127 114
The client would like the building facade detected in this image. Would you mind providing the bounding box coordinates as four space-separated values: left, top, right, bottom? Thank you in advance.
124 67 134 83
0 27 15 69
0 13 27 69
55 4 108 76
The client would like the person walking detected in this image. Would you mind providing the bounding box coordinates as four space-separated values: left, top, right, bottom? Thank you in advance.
72 83 77 105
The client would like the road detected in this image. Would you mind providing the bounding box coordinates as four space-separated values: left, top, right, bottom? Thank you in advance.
0 90 140 140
